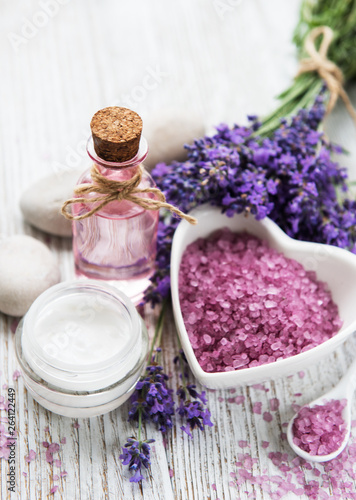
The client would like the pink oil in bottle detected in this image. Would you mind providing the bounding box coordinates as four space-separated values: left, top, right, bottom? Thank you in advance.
72 136 158 304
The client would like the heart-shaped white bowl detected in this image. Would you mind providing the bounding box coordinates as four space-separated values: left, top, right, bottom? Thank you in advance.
171 204 356 389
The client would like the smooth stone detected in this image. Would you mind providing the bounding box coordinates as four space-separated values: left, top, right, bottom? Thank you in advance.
20 169 84 237
143 108 205 171
0 235 60 317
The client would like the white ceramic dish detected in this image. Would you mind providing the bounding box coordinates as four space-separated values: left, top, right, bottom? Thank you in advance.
171 204 356 389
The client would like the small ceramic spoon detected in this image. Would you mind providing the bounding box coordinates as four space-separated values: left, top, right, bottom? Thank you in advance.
287 358 356 462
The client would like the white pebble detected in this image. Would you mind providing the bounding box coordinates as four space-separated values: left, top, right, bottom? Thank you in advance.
0 235 60 316
20 169 84 237
143 108 205 171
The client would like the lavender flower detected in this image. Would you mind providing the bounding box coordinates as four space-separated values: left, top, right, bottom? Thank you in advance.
177 390 213 438
122 307 174 482
128 348 175 433
145 91 356 305
175 350 213 437
120 437 155 483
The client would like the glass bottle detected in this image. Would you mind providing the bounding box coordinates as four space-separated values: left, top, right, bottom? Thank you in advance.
72 107 159 304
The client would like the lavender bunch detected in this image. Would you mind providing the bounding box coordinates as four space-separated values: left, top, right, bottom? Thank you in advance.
128 347 175 433
175 350 213 437
121 304 214 481
120 348 174 483
120 303 174 482
145 91 356 305
120 437 155 483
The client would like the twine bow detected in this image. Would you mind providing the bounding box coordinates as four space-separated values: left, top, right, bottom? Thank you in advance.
61 164 197 224
297 26 356 123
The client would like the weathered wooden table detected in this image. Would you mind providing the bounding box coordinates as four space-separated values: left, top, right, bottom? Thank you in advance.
2 1 356 498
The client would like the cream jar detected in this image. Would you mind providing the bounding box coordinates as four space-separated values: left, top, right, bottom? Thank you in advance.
15 280 148 418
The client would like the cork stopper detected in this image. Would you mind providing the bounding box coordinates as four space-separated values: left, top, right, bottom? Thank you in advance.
90 107 143 162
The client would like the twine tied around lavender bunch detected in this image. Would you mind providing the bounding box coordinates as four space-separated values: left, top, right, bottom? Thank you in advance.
61 163 198 224
297 26 356 123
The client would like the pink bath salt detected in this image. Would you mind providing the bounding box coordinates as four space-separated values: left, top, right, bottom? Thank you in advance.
46 450 54 464
12 370 21 381
178 230 342 374
73 422 80 429
50 486 58 494
48 443 60 453
25 449 36 463
252 384 267 391
252 402 262 415
269 398 280 411
238 440 249 448
230 434 356 498
261 441 269 449
60 437 66 445
263 412 273 423
235 395 245 405
292 399 347 456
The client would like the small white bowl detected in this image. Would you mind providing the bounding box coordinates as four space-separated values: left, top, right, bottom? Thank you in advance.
171 204 356 389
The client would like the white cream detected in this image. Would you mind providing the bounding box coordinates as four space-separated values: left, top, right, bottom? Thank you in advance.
34 295 130 366
16 281 148 417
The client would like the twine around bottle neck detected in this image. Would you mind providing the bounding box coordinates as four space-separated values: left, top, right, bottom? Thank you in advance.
297 26 356 124
61 163 198 225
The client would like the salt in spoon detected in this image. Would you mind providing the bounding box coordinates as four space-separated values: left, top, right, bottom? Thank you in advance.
287 358 356 462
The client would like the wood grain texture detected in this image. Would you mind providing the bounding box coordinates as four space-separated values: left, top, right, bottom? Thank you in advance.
1 0 356 498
